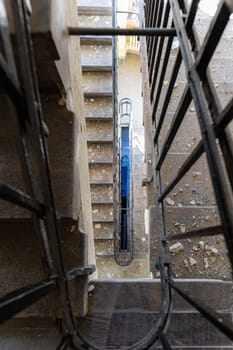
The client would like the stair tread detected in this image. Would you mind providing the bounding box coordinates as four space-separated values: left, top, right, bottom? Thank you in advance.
82 65 112 72
94 233 114 239
85 113 112 120
78 15 112 28
92 199 113 204
89 158 113 164
90 178 113 184
77 280 233 347
93 216 113 222
81 44 112 69
84 91 112 97
87 135 113 143
77 0 112 16
80 36 112 44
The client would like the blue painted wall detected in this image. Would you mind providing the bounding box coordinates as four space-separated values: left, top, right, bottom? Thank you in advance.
120 126 130 249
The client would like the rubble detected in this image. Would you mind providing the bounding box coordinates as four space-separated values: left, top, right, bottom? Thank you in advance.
204 257 209 269
189 257 198 266
180 224 186 233
198 241 205 250
166 197 175 206
169 242 184 254
192 171 202 177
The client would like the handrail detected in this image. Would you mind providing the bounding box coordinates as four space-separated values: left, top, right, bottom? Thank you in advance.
145 0 233 347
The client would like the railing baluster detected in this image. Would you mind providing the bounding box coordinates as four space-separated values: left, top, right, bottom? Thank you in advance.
166 225 223 241
150 1 171 102
170 281 233 341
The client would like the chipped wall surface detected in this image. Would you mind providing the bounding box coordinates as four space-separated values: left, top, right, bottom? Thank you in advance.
63 0 96 268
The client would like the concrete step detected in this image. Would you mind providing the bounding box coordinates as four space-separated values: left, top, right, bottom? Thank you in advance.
88 143 113 161
89 163 113 182
82 71 112 95
91 184 113 202
160 153 216 206
0 319 60 350
0 219 86 319
149 205 231 279
89 158 113 164
77 279 233 348
158 111 201 154
95 239 114 256
78 14 112 28
92 198 113 205
93 215 113 223
80 36 112 45
8 1 65 93
86 119 113 137
92 204 113 221
77 0 112 16
84 96 112 120
81 44 112 70
90 178 113 185
87 135 113 143
94 222 114 239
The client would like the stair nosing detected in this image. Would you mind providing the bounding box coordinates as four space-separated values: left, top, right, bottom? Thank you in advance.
87 136 113 143
89 159 113 164
85 114 112 120
78 7 112 16
93 216 113 223
80 36 112 44
94 234 114 239
82 65 112 72
90 179 113 184
91 199 113 204
84 92 112 97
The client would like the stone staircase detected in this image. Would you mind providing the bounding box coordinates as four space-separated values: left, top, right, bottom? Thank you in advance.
78 1 115 268
77 279 233 348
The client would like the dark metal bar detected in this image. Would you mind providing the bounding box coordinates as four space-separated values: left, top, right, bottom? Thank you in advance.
187 0 233 192
159 331 172 350
196 1 233 78
152 51 182 125
159 96 233 202
11 2 83 347
149 0 164 81
153 0 200 129
159 141 203 201
216 96 233 131
0 279 57 324
68 26 176 37
0 182 45 216
170 0 233 266
166 225 223 241
147 0 160 64
151 32 174 115
150 1 171 102
156 85 191 170
0 52 23 106
0 0 17 78
170 281 233 341
0 263 92 326
56 335 72 350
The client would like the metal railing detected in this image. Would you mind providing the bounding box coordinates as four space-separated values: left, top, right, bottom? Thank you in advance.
0 1 94 348
144 0 233 347
1 0 233 349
